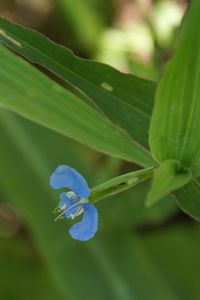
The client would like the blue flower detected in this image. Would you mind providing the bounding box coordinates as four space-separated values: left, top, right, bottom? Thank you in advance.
49 165 98 241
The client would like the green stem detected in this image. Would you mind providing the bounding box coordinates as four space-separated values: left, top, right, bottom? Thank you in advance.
89 167 155 203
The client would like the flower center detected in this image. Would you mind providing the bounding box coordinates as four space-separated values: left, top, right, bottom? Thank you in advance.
54 191 88 222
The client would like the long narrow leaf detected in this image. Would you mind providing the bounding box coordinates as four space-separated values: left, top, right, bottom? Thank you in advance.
149 2 200 167
0 44 154 167
0 16 156 149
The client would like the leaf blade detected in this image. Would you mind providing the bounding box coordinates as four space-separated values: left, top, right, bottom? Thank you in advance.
176 177 200 221
0 44 154 167
149 2 200 168
0 16 156 149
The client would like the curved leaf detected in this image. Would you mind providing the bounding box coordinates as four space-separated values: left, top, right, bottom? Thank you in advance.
0 16 156 149
0 44 154 167
150 2 200 168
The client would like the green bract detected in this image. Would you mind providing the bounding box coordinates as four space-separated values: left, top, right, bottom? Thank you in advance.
146 160 192 207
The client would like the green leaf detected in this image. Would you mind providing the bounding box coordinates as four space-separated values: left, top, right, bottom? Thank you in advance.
149 1 200 168
90 167 154 202
146 160 192 207
0 109 177 300
0 16 156 149
0 44 154 167
2 17 200 219
176 177 200 221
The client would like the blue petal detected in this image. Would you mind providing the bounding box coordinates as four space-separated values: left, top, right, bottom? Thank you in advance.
49 165 90 197
69 203 98 241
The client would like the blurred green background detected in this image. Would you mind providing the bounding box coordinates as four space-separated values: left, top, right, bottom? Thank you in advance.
1 1 200 300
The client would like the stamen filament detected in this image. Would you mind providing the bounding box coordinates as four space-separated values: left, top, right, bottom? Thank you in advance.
54 201 82 222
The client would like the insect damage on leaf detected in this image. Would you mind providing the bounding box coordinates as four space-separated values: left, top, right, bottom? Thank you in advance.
101 82 114 92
